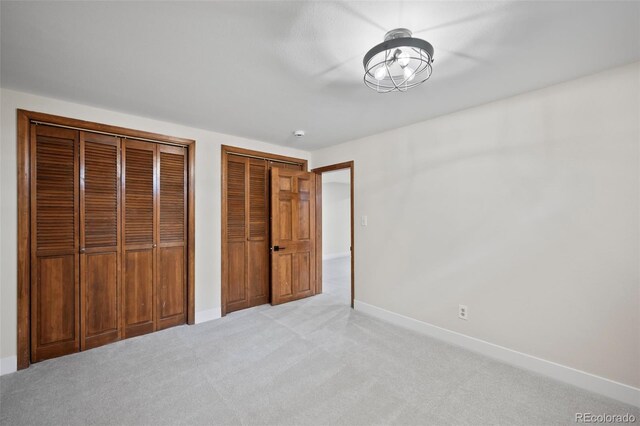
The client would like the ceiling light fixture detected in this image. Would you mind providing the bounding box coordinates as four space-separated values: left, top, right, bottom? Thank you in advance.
363 28 434 93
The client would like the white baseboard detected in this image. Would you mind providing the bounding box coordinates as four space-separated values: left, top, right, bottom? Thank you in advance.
0 356 17 376
195 307 221 324
323 252 350 260
354 300 640 408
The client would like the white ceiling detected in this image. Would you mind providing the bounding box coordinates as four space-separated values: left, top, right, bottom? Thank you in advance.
2 1 639 150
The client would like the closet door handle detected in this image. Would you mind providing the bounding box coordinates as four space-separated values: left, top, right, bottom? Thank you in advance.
153 243 157 248
80 248 86 254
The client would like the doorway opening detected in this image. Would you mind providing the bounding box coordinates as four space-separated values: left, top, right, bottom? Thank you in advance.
312 162 354 308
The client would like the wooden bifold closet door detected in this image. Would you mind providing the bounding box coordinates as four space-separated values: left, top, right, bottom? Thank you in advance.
30 124 188 363
223 150 309 315
224 156 269 313
122 140 187 338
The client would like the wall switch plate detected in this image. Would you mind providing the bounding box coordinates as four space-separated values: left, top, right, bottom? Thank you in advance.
361 215 368 226
458 304 468 320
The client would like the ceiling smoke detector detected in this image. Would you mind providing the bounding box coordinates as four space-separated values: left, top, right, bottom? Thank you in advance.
293 130 305 138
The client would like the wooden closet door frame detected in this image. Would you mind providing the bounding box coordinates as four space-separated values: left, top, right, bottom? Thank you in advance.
221 145 308 316
16 109 196 370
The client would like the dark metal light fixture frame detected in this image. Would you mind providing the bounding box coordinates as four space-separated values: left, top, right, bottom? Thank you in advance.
363 28 435 93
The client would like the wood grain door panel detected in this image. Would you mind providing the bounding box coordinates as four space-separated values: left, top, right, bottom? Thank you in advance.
157 146 187 330
270 168 316 305
248 240 269 305
122 140 157 338
80 132 121 350
81 133 119 249
224 157 249 313
159 148 186 243
82 252 119 349
123 249 155 337
276 253 293 300
123 142 155 246
35 255 76 345
30 124 79 362
226 241 248 311
247 159 269 306
278 200 293 241
296 252 312 296
158 246 185 320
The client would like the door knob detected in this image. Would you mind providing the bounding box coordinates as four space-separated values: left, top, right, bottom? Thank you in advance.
272 245 286 252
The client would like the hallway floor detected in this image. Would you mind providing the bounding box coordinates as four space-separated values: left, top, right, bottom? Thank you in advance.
322 256 351 305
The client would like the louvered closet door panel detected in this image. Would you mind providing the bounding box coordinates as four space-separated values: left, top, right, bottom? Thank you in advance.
124 145 155 245
80 132 121 350
31 124 80 362
122 140 156 338
248 159 269 306
225 156 249 313
157 145 187 330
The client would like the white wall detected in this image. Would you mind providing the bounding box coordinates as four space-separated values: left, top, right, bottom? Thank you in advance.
322 178 351 258
311 62 640 389
0 88 309 367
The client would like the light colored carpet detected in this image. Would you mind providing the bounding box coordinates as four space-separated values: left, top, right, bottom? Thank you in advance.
1 257 637 425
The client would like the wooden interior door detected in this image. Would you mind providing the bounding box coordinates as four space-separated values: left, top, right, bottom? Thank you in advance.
30 124 80 362
122 139 157 338
80 132 121 350
156 145 187 330
270 168 316 305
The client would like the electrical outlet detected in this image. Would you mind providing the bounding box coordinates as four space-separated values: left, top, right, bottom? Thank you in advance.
361 215 368 226
458 304 468 320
